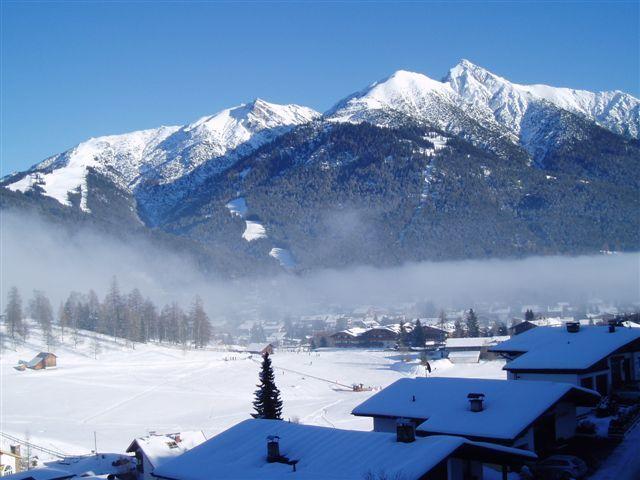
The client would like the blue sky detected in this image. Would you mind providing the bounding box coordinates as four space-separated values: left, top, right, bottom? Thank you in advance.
2 1 638 174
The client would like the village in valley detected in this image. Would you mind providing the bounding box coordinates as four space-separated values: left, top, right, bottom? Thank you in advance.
1 291 640 480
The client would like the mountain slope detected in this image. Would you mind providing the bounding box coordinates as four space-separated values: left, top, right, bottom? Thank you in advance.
161 120 639 270
3 100 319 221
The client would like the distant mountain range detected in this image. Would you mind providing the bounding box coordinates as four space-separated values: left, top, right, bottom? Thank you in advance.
2 60 638 275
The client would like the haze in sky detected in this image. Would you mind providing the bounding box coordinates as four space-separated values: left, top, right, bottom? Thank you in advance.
1 1 638 175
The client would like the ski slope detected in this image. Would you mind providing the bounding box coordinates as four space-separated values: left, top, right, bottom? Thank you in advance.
1 326 505 457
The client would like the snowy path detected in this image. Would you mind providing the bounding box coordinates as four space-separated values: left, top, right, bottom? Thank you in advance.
588 420 640 480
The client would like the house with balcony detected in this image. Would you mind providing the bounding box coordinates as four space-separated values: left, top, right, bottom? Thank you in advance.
489 322 640 396
352 377 599 454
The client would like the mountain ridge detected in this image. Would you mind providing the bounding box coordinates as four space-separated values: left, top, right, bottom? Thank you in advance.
2 61 639 274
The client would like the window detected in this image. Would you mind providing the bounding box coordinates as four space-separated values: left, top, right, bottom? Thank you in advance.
595 374 609 396
580 377 594 390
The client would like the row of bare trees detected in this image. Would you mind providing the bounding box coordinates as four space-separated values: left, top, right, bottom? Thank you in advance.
3 278 212 349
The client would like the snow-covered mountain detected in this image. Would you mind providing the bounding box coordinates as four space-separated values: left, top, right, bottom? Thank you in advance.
445 59 640 139
326 69 518 147
5 99 319 213
2 62 638 273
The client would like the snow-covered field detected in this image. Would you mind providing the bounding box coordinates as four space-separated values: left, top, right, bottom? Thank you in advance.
1 327 505 457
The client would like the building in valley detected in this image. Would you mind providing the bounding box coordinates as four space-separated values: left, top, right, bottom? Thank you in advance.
490 323 640 396
444 336 510 363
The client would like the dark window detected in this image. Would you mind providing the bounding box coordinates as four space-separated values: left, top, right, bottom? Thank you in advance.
580 377 594 390
595 374 608 396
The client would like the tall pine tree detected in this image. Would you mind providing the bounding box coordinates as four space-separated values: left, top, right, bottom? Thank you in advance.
466 309 480 337
252 353 283 420
412 319 426 347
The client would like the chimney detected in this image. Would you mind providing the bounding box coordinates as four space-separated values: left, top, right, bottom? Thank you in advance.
266 435 280 462
468 393 485 412
10 444 21 457
608 320 616 333
396 418 416 443
566 322 580 333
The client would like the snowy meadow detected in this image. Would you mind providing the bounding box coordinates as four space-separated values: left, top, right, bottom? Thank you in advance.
1 326 504 456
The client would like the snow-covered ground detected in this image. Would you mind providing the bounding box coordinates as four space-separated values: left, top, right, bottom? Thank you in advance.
1 327 505 457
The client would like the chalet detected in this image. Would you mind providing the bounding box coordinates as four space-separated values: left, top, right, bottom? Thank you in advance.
508 320 537 336
421 324 447 343
490 323 640 396
444 336 509 363
25 352 57 370
358 327 398 348
151 418 536 480
352 377 599 454
509 318 571 336
0 447 21 476
126 431 207 480
246 343 275 356
329 328 367 347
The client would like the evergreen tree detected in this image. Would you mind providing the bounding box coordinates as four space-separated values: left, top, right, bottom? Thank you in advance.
453 318 465 338
5 286 26 340
397 323 410 348
465 309 480 337
524 309 535 321
412 319 426 347
252 353 283 420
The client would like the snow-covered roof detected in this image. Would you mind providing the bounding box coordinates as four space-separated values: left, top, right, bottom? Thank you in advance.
490 326 640 371
44 454 134 477
2 467 75 480
152 419 535 480
245 343 273 353
126 431 207 469
448 351 481 362
445 336 509 349
352 378 599 441
332 327 368 337
26 356 44 368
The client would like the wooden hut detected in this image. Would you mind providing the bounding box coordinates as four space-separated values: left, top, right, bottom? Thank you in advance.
26 352 57 370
